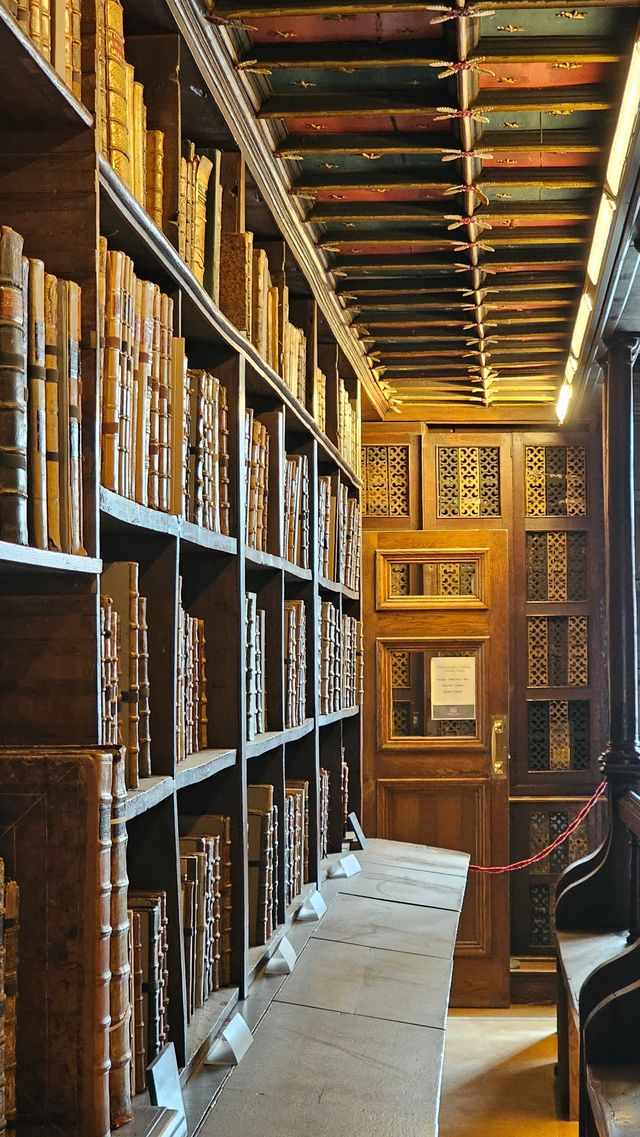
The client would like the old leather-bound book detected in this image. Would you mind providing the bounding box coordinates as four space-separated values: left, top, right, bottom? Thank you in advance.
180 815 232 986
109 750 133 1128
145 129 164 228
202 149 222 305
57 278 84 554
0 747 113 1137
102 561 141 788
0 228 28 545
219 232 253 337
131 910 146 1093
104 0 131 187
26 257 47 549
192 153 214 286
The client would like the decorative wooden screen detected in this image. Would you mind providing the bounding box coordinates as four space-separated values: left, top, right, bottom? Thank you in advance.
526 532 587 602
524 445 587 516
510 798 607 956
436 446 501 518
527 700 590 771
527 616 589 687
362 445 410 518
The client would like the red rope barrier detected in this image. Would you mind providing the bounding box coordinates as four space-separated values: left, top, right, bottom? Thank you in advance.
469 779 608 873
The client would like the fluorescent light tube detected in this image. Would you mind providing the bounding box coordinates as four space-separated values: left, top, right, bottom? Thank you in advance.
564 355 578 382
607 40 640 197
587 193 616 286
570 293 594 358
556 382 573 424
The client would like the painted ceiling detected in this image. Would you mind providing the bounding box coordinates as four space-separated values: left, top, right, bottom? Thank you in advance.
208 0 638 411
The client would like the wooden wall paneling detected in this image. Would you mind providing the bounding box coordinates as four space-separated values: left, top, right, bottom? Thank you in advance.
0 573 100 744
422 429 514 534
127 795 188 1066
0 126 100 556
361 423 423 530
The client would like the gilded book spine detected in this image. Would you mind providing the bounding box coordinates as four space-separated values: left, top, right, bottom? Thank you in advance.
104 0 131 187
40 0 51 60
44 272 61 549
102 249 123 492
138 594 151 778
145 129 164 229
71 0 82 99
0 229 28 545
192 154 213 286
29 0 42 49
109 749 133 1128
27 258 47 549
65 279 83 553
96 0 108 155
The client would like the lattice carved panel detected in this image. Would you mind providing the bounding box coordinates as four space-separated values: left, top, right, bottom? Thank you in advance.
529 883 554 946
362 445 410 517
389 563 410 597
525 445 587 516
390 651 410 689
526 532 588 602
392 702 411 736
437 446 501 518
529 808 591 874
527 617 589 687
527 700 590 771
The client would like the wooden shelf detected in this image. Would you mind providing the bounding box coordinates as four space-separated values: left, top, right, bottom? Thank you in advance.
246 720 316 759
184 986 240 1076
319 706 361 728
245 547 312 581
0 542 101 576
0 5 92 132
318 576 360 600
179 521 237 557
100 488 180 538
175 749 237 789
98 159 360 489
125 776 175 822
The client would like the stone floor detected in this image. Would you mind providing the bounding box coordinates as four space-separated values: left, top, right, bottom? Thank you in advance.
440 1006 578 1137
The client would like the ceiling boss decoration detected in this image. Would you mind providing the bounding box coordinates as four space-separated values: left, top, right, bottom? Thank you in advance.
211 0 640 415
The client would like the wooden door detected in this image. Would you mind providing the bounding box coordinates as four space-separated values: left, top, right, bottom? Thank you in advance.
363 529 510 1006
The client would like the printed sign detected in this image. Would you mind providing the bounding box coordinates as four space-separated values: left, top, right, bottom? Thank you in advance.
430 656 476 720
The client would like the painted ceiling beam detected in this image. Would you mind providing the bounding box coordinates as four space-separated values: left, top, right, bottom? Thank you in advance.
246 37 621 69
260 86 613 118
292 169 600 193
309 201 594 223
320 229 587 248
279 130 602 156
214 0 639 14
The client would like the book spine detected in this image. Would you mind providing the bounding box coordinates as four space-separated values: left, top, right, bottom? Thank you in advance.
70 0 81 99
104 0 131 188
0 230 28 545
109 749 133 1128
131 911 145 1092
192 155 213 286
26 257 48 549
4 879 17 1135
145 129 165 229
132 81 147 210
67 279 83 553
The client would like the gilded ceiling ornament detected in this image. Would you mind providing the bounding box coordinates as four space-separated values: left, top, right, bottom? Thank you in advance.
495 157 518 164
503 121 521 128
282 154 304 161
496 24 523 32
441 148 494 162
305 123 324 131
328 194 348 200
495 192 512 199
557 9 587 17
445 184 491 205
430 58 496 79
454 240 496 252
337 67 357 73
236 60 272 75
497 76 518 83
275 30 297 39
552 61 582 69
444 215 493 231
296 81 316 88
323 163 335 169
547 109 573 116
203 9 258 31
361 152 382 160
435 107 490 123
425 5 496 23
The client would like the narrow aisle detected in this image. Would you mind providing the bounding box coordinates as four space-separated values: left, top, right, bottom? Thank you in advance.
439 1007 578 1137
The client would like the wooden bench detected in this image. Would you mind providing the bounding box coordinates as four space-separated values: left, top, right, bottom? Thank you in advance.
555 788 640 1134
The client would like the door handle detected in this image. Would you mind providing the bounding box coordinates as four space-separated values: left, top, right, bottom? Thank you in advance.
491 714 508 778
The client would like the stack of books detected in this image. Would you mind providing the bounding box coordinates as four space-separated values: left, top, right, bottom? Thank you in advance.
247 785 278 947
337 376 360 474
176 586 209 763
284 599 306 728
245 592 267 741
184 370 231 534
178 143 216 285
339 488 361 592
318 474 339 580
178 834 223 1021
0 225 85 553
284 454 309 568
180 815 232 986
284 783 306 904
128 891 170 1094
250 247 278 371
245 409 269 551
320 601 341 715
8 0 81 97
341 614 360 710
101 561 152 789
319 768 330 860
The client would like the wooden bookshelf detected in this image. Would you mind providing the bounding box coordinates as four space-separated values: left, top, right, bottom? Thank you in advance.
0 2 363 1135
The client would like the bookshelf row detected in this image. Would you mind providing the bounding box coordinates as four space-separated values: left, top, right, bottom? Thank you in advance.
0 2 364 1135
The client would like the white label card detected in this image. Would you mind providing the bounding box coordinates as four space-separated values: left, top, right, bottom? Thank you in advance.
430 656 476 720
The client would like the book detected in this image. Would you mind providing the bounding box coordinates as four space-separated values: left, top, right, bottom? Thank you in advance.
180 815 232 987
219 232 253 337
104 0 131 188
0 747 114 1137
202 149 223 306
0 228 28 545
101 561 144 789
247 784 274 947
146 129 165 228
26 257 47 549
109 749 134 1128
131 909 146 1093
284 599 306 729
57 277 84 554
4 876 18 1136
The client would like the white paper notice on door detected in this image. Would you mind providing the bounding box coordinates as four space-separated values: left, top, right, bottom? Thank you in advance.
430 656 476 720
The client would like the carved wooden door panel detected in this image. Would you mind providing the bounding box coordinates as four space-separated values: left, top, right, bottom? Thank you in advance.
363 528 510 1006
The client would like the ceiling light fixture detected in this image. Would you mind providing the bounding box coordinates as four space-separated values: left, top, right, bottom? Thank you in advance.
556 382 573 423
570 292 594 359
586 192 616 285
606 40 640 196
